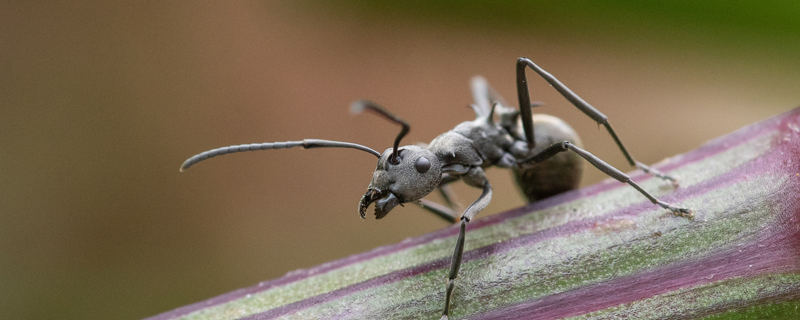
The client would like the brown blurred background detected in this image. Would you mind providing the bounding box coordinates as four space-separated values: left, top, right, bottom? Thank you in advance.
2 1 799 319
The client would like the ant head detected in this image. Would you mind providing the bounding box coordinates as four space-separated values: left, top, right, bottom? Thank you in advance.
359 145 442 219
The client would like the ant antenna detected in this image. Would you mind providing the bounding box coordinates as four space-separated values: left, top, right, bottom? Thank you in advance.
180 139 381 172
351 100 410 165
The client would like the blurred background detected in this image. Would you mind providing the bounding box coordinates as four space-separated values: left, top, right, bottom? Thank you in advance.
3 1 799 319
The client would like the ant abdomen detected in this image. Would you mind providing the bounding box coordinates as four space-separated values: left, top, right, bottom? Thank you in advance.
513 114 583 202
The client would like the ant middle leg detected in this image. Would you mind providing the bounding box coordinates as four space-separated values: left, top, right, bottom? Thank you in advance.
437 173 464 213
417 199 458 224
515 57 678 185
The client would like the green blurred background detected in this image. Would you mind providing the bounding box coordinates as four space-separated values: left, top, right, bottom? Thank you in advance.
2 1 799 319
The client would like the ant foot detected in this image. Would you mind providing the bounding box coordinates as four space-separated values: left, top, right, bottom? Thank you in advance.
636 161 679 187
657 200 693 219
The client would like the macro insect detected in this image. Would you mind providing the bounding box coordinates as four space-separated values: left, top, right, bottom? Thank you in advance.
180 58 692 319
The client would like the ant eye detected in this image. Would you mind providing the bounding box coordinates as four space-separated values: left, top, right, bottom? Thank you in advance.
415 157 431 173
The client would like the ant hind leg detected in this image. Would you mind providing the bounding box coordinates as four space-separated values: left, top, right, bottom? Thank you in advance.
515 57 679 186
521 141 692 218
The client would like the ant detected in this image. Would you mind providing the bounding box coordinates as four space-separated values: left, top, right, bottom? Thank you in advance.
181 58 692 319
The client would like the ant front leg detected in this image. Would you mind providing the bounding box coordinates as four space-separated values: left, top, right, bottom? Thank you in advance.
417 199 458 224
516 57 678 186
436 173 464 215
441 168 492 320
522 141 692 217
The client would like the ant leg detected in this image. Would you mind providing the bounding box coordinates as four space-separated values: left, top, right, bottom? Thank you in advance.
515 59 537 147
441 218 467 320
416 173 463 224
516 58 678 185
416 199 458 224
438 185 462 212
441 178 492 320
521 141 692 217
437 173 463 213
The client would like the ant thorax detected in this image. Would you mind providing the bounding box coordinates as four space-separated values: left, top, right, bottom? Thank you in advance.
428 117 529 170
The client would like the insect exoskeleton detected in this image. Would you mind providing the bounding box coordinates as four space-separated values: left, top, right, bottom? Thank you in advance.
514 114 583 202
180 57 693 320
360 146 443 219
